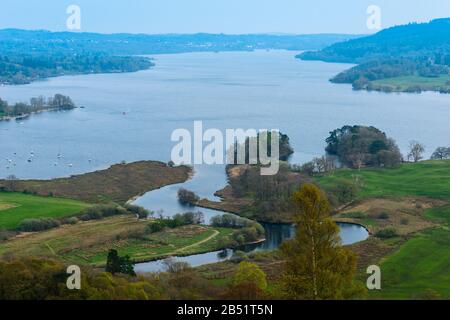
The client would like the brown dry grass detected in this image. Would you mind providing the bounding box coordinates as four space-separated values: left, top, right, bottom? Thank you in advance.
336 197 446 235
0 161 191 204
0 203 18 211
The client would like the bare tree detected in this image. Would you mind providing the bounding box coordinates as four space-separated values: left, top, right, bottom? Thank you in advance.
407 141 425 162
5 175 18 192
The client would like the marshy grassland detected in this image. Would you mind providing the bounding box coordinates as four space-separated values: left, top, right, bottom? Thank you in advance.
0 161 192 204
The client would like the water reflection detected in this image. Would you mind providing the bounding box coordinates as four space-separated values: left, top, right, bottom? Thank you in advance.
134 222 369 273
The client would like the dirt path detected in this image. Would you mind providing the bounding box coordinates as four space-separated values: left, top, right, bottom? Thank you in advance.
175 230 220 253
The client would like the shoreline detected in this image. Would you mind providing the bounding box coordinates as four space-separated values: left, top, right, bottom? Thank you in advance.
0 107 77 122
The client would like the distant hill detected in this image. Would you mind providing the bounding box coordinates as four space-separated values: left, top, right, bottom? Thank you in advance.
298 18 450 94
0 29 360 55
0 29 360 85
299 18 450 63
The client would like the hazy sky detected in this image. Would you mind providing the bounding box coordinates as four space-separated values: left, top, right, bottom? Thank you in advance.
1 0 450 34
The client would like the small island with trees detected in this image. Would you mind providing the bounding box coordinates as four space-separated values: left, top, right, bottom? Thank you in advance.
0 94 76 121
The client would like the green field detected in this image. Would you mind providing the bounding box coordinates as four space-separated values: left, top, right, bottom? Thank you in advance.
371 74 450 92
0 192 90 230
315 160 450 200
0 215 235 266
370 227 450 299
425 206 450 224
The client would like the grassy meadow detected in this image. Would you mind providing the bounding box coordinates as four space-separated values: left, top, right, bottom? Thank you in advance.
315 160 450 200
371 74 450 92
370 226 450 299
0 215 234 266
0 192 90 230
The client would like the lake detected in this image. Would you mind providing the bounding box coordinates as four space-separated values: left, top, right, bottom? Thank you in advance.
1 50 449 180
1 50 448 270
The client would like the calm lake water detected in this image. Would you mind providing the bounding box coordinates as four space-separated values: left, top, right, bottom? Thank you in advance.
1 50 448 271
1 50 449 180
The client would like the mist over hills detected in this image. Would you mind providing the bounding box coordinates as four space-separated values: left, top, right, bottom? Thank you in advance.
0 29 360 55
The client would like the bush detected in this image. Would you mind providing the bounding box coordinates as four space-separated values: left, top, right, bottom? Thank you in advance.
400 218 409 225
230 251 248 263
377 212 390 220
375 228 398 239
0 230 17 241
231 226 265 245
177 188 200 206
210 214 256 229
19 218 60 232
146 221 165 234
172 211 204 225
124 204 151 219
79 204 128 221
330 179 360 204
146 212 204 233
64 217 79 225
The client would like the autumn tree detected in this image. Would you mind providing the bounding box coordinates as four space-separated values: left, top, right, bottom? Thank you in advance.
280 184 366 300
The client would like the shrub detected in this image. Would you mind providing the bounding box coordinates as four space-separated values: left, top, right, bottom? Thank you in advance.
19 218 60 232
146 221 165 234
64 217 79 225
375 228 398 239
0 230 17 241
330 179 360 204
79 204 127 221
177 188 200 206
230 251 248 263
124 204 151 219
377 212 390 220
210 214 256 229
231 226 265 245
172 211 204 225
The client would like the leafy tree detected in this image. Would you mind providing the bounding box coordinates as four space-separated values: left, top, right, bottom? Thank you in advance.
325 125 402 169
0 257 163 300
280 184 366 300
233 261 267 291
431 147 450 160
222 261 268 300
177 188 200 206
105 249 136 277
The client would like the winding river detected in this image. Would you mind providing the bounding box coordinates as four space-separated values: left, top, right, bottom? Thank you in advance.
132 164 369 273
2 50 449 272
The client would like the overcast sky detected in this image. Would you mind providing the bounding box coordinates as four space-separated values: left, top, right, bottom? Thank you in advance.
1 0 450 34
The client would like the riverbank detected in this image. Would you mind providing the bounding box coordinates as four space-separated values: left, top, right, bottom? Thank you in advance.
0 106 76 122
